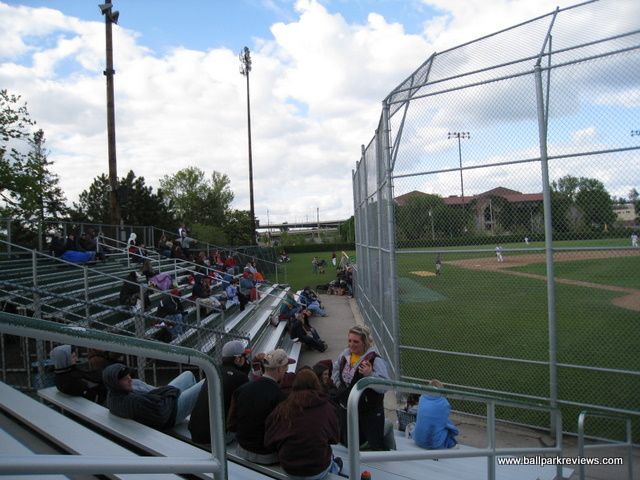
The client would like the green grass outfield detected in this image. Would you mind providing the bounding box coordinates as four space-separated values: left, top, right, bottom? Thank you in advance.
284 250 355 292
287 239 639 438
396 239 639 438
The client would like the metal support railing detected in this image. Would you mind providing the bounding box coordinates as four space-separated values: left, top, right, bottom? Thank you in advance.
578 410 634 480
0 312 227 480
347 377 564 480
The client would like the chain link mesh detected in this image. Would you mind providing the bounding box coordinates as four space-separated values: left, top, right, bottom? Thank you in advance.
354 0 639 442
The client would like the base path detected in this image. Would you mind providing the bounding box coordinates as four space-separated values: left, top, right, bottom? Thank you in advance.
447 250 640 312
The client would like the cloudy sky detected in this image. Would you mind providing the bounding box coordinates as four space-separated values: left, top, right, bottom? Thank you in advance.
1 0 633 227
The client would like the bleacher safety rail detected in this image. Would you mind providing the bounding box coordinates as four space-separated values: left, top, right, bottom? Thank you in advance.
0 311 227 480
0 279 241 385
577 410 634 480
346 377 564 480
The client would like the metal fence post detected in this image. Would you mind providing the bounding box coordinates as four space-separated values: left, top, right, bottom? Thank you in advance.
382 102 400 379
136 284 146 383
84 266 90 327
535 62 559 435
32 250 46 388
7 219 11 257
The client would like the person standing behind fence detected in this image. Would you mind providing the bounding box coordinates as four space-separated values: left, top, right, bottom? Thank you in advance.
495 245 504 262
333 324 390 450
632 232 638 248
435 254 442 276
413 379 459 450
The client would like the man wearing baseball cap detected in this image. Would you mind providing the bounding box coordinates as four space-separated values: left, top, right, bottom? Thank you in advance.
228 348 295 464
189 340 252 444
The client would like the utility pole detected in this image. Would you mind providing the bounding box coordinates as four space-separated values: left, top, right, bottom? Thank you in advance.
448 131 470 233
100 1 121 233
239 46 256 245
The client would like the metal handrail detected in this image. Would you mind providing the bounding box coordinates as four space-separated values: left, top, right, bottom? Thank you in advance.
577 410 634 480
346 377 564 480
0 312 227 480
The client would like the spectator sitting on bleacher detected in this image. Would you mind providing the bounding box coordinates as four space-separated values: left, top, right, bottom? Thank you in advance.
226 277 248 311
413 379 459 450
224 254 238 274
278 291 302 322
65 232 80 251
192 274 225 314
141 259 157 281
221 267 234 289
239 269 259 302
102 363 203 430
171 243 186 260
157 234 172 258
288 312 328 352
145 263 174 291
227 349 295 465
188 340 251 445
50 345 107 404
298 287 327 317
119 271 149 311
264 369 343 479
50 231 66 257
312 360 338 402
155 288 186 338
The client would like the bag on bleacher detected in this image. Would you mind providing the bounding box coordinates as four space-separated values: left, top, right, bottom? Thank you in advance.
269 311 280 327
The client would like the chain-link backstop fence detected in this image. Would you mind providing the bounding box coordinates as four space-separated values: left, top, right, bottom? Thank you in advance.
353 0 639 442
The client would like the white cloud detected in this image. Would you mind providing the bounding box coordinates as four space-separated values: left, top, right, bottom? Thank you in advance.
1 0 637 227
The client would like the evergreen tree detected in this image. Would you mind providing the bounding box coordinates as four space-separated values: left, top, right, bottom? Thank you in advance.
72 171 175 230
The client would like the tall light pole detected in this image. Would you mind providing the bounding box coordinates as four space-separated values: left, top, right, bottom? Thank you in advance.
239 46 256 245
99 1 120 233
447 131 470 203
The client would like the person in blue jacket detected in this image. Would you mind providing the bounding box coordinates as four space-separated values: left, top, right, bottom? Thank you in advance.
413 379 459 449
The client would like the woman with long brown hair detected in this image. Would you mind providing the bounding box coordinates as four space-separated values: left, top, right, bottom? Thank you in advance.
264 369 342 479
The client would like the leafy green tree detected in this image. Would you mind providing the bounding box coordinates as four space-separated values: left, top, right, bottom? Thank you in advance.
575 180 615 229
72 171 174 230
18 130 68 224
396 194 443 242
0 89 35 209
159 167 233 226
222 210 253 246
551 175 616 231
0 93 67 244
339 216 355 243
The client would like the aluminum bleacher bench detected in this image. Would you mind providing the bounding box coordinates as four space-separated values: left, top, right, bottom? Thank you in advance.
0 381 178 479
0 428 68 480
38 386 216 479
37 386 284 480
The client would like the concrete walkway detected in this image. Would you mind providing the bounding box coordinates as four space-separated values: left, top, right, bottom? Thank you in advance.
297 293 358 369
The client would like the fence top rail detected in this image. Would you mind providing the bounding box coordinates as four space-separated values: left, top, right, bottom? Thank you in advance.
354 377 560 414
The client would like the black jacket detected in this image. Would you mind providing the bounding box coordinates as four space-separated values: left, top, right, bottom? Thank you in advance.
103 363 179 430
227 376 285 454
188 361 249 444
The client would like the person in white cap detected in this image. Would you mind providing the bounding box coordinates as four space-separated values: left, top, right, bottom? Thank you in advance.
189 339 252 444
228 348 295 464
